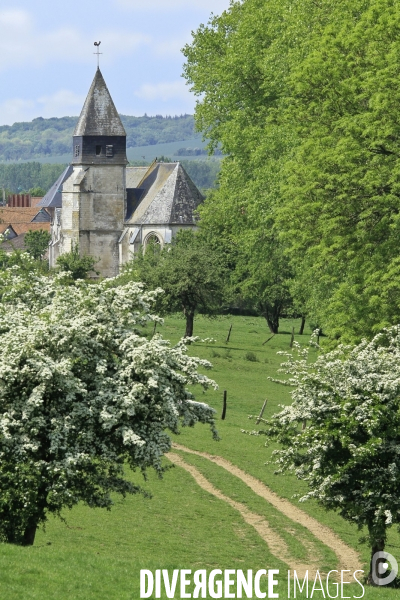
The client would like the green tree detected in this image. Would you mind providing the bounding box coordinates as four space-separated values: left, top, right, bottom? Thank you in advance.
182 0 305 333
273 0 400 343
0 163 67 193
194 142 294 333
181 159 221 190
124 230 228 337
263 327 400 584
184 0 400 344
29 186 46 197
25 229 51 261
234 236 292 333
56 245 99 280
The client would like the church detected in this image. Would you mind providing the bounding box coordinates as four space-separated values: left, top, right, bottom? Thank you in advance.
38 68 203 277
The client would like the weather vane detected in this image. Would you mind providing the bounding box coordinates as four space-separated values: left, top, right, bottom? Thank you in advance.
93 41 102 68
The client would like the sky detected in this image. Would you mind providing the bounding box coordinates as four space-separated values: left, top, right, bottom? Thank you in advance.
0 0 232 126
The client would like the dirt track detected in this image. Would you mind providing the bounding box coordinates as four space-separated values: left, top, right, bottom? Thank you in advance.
170 443 362 574
168 452 319 577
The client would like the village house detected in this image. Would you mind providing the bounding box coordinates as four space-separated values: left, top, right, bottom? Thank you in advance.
0 197 51 252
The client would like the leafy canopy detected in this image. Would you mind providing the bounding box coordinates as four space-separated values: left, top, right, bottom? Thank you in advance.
123 230 228 337
182 0 298 333
56 244 99 280
277 0 400 342
183 0 400 342
25 229 51 261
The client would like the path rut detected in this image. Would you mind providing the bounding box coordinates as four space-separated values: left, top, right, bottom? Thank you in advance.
168 452 318 577
171 443 362 573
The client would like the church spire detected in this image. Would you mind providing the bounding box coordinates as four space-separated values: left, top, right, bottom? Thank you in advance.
74 68 126 137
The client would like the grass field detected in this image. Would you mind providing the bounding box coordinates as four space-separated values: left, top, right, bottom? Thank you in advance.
1 314 399 599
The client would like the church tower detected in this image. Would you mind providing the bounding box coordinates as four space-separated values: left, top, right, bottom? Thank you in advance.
59 68 127 277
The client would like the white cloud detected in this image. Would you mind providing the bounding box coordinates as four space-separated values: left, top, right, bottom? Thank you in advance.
116 0 231 10
0 98 35 125
0 8 31 30
0 90 86 124
37 90 85 117
134 80 190 102
0 9 150 72
152 37 189 58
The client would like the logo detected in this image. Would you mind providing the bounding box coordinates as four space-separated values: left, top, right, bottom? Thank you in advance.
371 551 398 586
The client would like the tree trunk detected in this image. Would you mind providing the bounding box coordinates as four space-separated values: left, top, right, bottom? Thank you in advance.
266 316 279 334
367 537 386 585
19 483 47 546
22 522 38 546
260 302 281 334
299 315 306 335
185 311 195 337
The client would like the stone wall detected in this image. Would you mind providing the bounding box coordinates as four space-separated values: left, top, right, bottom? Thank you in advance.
59 164 125 277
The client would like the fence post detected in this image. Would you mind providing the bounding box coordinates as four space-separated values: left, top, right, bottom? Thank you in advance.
221 390 227 420
256 399 268 425
290 327 295 348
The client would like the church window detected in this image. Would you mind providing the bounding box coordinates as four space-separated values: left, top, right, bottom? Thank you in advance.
106 145 114 157
96 145 102 156
145 233 161 249
74 145 80 157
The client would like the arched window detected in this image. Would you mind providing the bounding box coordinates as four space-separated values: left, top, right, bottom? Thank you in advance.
144 232 162 250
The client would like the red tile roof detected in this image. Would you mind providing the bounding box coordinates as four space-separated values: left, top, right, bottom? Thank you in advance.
0 223 12 234
12 222 50 235
0 207 44 223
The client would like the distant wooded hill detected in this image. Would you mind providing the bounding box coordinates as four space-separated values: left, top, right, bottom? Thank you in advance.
0 159 220 196
0 115 199 161
0 163 69 195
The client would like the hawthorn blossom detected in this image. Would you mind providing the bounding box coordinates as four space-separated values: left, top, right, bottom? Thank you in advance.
0 256 217 544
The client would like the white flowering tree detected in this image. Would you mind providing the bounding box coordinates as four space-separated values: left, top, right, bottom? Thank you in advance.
0 258 217 545
261 328 400 585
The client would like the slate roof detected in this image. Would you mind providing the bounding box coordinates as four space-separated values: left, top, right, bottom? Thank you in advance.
1 232 30 253
74 68 126 137
125 167 149 188
125 162 203 225
37 165 73 208
1 230 50 254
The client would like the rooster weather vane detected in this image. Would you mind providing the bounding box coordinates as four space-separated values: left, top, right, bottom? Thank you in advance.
94 41 102 68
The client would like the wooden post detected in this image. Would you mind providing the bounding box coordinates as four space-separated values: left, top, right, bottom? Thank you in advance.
302 420 307 430
262 334 275 346
221 390 227 420
256 399 268 424
152 321 157 337
225 324 232 344
290 327 295 348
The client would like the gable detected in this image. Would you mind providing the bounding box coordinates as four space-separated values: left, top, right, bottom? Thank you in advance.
125 162 203 226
